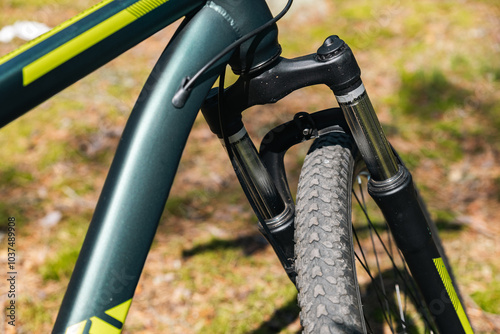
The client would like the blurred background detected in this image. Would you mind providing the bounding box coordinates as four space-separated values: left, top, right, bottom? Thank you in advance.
0 0 499 332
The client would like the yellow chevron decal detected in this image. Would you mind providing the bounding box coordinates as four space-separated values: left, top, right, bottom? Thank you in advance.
65 298 133 334
105 298 133 323
88 316 121 334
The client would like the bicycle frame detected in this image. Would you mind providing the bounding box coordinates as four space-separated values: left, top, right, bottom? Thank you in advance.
0 0 473 333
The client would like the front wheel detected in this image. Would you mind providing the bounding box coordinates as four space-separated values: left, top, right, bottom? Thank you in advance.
294 131 450 333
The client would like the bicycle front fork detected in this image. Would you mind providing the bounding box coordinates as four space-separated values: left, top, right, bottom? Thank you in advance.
201 34 472 334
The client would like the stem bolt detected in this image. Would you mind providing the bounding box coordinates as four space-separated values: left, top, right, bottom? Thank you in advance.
317 35 345 61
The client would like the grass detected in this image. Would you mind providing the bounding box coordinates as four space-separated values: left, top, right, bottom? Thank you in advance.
172 235 298 333
38 214 89 280
1 0 499 332
462 256 500 315
472 279 500 314
398 69 469 119
39 246 80 281
20 297 54 330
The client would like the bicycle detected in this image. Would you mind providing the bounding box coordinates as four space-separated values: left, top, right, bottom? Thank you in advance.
0 0 476 332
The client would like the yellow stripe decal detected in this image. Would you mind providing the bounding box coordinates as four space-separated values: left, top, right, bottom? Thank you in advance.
0 0 114 67
22 0 169 86
433 257 474 334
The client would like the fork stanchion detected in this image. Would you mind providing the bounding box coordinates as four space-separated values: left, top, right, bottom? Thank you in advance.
219 125 297 282
335 83 399 181
316 35 399 181
221 127 287 220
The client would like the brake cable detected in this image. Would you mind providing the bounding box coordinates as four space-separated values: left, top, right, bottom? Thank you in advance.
172 0 293 108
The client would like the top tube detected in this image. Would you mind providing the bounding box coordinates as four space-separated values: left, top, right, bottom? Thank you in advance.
0 0 205 127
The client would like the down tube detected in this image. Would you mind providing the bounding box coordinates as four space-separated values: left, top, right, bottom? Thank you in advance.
52 8 238 334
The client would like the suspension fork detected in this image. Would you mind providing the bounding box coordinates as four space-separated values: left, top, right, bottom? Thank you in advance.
203 32 472 332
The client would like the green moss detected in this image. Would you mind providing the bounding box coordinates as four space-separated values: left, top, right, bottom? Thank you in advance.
0 203 27 232
39 142 77 168
339 3 374 21
401 14 427 39
450 54 471 74
433 209 456 224
171 234 299 333
164 195 190 217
